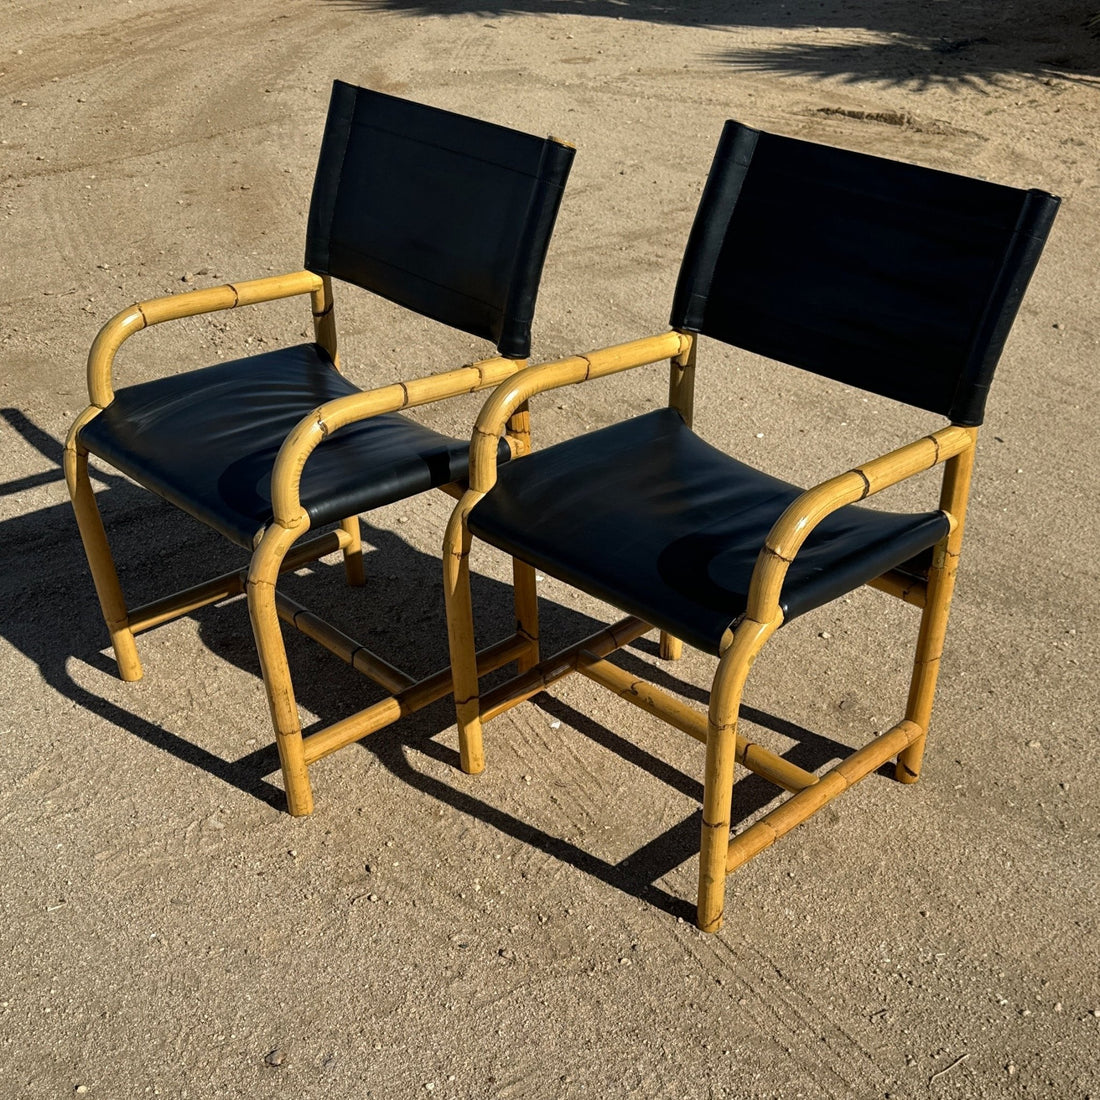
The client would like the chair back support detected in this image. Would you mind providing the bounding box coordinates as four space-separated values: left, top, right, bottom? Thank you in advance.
670 122 1059 425
305 80 574 359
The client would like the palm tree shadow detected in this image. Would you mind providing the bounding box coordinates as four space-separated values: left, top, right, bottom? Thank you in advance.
2 407 879 920
321 0 1100 86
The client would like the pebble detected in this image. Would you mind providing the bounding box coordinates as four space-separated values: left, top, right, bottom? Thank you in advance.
264 1049 287 1067
75 1088 88 1096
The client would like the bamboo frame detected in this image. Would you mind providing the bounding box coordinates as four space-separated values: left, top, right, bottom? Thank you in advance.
444 331 981 931
67 270 538 816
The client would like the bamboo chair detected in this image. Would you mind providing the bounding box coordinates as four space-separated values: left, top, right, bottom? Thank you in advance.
443 121 1059 931
66 80 574 815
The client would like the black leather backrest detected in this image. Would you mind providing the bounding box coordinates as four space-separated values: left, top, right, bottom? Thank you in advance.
670 122 1059 426
306 81 575 359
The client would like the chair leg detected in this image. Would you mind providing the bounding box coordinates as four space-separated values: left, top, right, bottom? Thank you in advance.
247 524 314 816
659 632 683 661
443 495 485 774
896 438 976 783
896 539 960 784
512 559 540 673
64 425 143 681
339 515 365 587
698 616 777 933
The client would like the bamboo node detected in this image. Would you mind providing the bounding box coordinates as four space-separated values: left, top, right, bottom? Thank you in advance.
225 282 242 308
398 381 411 408
853 467 871 499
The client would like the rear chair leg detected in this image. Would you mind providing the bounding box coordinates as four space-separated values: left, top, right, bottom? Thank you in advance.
64 421 143 681
659 632 683 661
340 515 365 587
896 435 976 783
513 559 540 673
248 524 314 816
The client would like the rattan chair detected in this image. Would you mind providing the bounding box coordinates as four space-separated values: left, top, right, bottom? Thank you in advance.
443 120 1058 931
66 80 574 815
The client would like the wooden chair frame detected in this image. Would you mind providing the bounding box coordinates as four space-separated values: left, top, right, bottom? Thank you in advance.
443 329 978 932
66 269 538 816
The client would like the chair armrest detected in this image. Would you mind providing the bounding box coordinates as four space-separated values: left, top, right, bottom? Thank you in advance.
86 270 325 407
744 424 979 624
466 330 693 493
267 356 525 529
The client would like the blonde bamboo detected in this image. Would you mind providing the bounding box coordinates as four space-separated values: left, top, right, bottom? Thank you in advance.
659 634 683 661
339 516 366 587
897 430 978 782
311 274 339 370
867 569 927 608
247 517 314 816
64 411 143 681
273 590 414 694
725 720 922 872
87 270 323 407
575 655 818 793
126 529 350 634
745 425 974 625
468 332 692 492
477 617 651 723
300 632 531 765
270 356 522 527
443 489 487 774
697 613 780 933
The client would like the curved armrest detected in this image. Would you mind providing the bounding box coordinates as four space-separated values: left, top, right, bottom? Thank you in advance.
267 356 525 529
744 424 978 623
86 269 325 407
467 330 693 493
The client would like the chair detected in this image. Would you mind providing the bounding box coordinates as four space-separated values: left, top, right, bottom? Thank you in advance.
65 80 574 815
442 120 1059 931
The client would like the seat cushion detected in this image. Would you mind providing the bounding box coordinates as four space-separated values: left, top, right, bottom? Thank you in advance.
80 344 508 548
469 408 950 655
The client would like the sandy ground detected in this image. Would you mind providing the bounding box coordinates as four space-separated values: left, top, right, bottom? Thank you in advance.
2 2 1099 1097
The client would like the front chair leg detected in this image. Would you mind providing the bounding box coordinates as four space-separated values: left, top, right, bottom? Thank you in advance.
659 632 683 661
443 494 486 774
698 616 777 932
64 418 143 682
248 524 314 816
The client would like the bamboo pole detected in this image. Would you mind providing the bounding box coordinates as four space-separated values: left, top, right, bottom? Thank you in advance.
125 528 351 634
575 655 818 793
269 355 522 529
273 590 414 694
443 489 489 774
299 632 531 765
247 516 314 816
867 569 927 608
744 425 974 626
897 430 978 782
505 398 541 674
468 331 693 493
86 270 324 407
478 617 651 723
697 613 780 933
725 720 922 872
64 409 143 681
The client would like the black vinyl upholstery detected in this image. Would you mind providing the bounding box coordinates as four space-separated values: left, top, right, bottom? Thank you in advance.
671 122 1060 426
81 345 510 548
470 409 950 655
307 81 574 359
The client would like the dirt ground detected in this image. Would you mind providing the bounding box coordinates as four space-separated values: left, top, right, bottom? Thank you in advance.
2 2 1098 1097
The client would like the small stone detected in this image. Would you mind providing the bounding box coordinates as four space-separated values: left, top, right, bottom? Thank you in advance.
1026 740 1042 749
1092 1008 1100 1018
75 1088 88 1096
1054 1002 1063 1012
1007 1063 1016 1076
368 894 379 903
819 631 832 639
264 1049 286 1067
498 947 515 960
181 272 193 283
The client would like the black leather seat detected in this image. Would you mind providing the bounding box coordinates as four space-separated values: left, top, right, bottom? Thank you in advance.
81 344 509 549
470 407 949 655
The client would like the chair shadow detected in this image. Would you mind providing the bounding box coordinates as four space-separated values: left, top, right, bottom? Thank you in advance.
2 406 878 922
